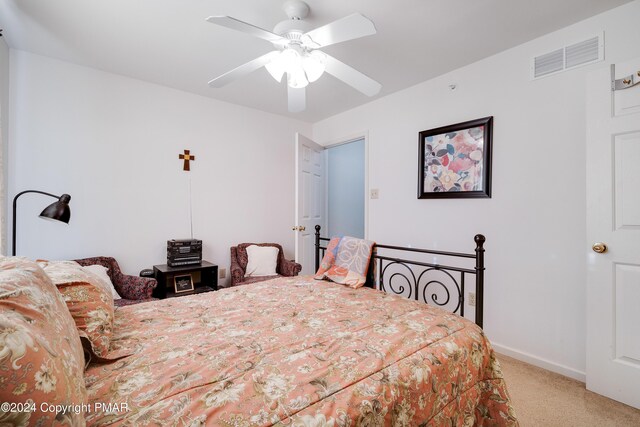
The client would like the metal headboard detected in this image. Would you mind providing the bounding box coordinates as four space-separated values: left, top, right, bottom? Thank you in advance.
314 225 486 328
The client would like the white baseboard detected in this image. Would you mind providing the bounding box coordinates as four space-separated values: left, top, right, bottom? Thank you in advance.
491 342 586 383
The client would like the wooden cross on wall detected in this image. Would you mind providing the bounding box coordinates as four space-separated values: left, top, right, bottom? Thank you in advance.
179 149 195 171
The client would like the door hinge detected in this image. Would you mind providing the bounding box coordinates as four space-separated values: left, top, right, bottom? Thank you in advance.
611 64 640 91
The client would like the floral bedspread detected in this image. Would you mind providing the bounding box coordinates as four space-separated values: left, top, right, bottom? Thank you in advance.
84 276 518 426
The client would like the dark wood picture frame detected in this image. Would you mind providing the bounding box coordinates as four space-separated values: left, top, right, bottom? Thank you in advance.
418 116 493 199
174 274 194 294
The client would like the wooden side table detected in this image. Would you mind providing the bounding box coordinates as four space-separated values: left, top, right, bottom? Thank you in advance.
152 261 218 299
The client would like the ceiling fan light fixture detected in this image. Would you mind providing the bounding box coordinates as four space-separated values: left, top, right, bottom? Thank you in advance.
206 2 381 112
207 0 382 113
302 50 326 82
268 47 307 88
267 48 303 83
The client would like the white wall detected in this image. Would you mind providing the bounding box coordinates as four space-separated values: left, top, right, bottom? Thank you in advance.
327 139 365 238
313 1 640 379
0 39 9 254
8 51 310 284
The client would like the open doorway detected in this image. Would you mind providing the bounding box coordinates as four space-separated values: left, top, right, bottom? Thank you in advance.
326 138 365 238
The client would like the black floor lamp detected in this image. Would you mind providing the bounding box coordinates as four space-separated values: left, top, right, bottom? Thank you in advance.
12 190 71 256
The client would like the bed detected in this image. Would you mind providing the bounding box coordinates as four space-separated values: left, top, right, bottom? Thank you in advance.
0 233 516 426
79 231 516 426
82 277 515 426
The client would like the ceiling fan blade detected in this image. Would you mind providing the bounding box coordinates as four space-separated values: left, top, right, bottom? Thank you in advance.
208 51 280 87
288 86 306 113
206 16 288 45
301 13 376 48
323 54 381 97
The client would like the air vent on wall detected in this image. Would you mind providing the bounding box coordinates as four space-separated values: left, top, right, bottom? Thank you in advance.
531 32 603 80
534 49 564 77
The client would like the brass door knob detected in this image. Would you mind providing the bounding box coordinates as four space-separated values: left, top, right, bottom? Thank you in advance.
592 242 607 253
292 226 306 231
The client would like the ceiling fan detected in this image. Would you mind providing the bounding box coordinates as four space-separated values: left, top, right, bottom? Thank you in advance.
206 0 382 113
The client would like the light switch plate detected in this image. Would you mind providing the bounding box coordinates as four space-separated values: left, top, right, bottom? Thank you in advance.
468 292 476 307
370 189 379 199
219 268 226 279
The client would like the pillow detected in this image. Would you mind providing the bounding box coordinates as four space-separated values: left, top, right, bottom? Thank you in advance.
315 237 341 277
82 264 121 300
245 245 279 277
0 257 87 425
315 236 375 288
42 261 116 358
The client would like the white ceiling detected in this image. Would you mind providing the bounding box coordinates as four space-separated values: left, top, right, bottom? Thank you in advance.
0 0 632 123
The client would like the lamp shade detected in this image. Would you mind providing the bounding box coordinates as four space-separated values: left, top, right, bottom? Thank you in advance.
265 51 286 82
302 50 326 83
39 193 71 224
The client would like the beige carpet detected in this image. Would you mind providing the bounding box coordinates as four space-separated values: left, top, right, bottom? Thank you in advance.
498 354 640 426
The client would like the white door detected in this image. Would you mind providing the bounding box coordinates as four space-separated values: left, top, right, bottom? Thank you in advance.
295 133 326 274
586 58 640 409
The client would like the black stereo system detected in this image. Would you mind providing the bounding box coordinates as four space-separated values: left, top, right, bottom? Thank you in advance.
167 239 202 267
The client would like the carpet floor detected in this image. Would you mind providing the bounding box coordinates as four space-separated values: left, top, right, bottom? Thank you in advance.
498 354 640 426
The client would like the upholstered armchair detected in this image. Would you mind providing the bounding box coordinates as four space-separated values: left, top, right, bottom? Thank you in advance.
230 243 302 286
74 256 158 307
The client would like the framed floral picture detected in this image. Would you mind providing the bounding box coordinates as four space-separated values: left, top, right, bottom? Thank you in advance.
418 116 493 199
